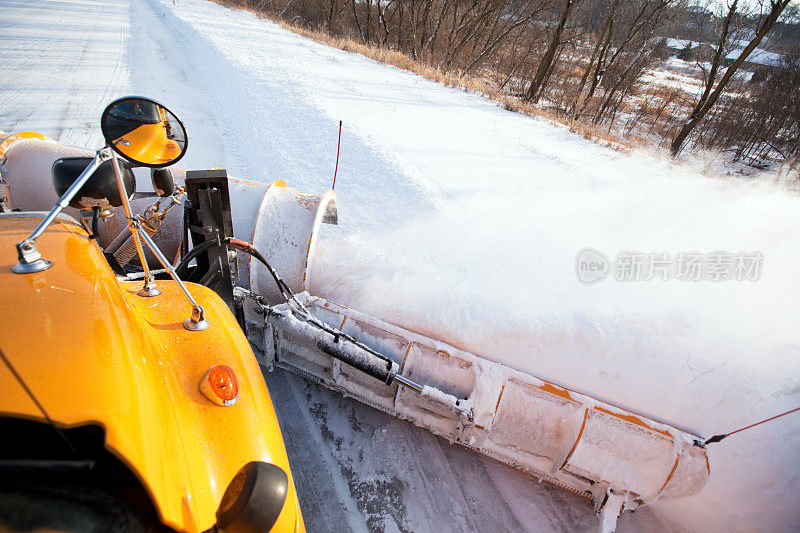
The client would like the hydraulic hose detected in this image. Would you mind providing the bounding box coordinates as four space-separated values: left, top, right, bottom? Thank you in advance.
174 238 219 277
176 237 400 371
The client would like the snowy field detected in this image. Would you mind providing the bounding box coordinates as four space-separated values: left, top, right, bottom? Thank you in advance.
1 0 799 531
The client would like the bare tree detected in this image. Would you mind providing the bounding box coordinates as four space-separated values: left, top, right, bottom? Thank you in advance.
572 0 620 117
573 0 673 120
525 0 578 103
671 0 794 155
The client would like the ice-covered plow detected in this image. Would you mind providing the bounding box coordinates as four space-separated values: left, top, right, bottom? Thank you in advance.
0 135 709 532
239 291 709 531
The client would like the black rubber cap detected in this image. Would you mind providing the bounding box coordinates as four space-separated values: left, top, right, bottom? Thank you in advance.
150 168 175 197
52 157 135 210
216 462 289 533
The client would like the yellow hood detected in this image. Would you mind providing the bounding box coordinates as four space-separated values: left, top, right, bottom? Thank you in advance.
0 215 303 532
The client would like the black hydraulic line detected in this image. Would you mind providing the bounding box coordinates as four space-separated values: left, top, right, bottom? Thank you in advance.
179 236 410 381
226 238 397 367
174 238 219 276
250 289 396 367
226 239 429 392
226 238 295 303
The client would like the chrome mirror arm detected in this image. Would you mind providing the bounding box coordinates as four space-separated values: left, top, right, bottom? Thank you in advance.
109 149 160 297
12 149 109 274
135 221 210 331
109 148 209 331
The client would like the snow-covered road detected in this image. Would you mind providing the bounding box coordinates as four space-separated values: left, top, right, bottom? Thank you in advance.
2 0 799 531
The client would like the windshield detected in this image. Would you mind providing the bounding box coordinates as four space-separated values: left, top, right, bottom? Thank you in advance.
108 100 161 124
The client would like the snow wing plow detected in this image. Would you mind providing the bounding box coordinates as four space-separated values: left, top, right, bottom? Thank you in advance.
222 166 710 532
0 132 709 532
239 294 710 532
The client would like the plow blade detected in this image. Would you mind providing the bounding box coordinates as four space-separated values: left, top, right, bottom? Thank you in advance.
240 291 709 530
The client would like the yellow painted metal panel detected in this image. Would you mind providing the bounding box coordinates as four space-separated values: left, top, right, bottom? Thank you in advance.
0 216 304 532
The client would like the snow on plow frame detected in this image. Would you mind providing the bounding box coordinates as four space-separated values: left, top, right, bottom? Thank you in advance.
241 292 710 525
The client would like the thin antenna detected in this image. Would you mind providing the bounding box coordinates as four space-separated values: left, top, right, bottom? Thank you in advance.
332 121 342 190
0 347 78 455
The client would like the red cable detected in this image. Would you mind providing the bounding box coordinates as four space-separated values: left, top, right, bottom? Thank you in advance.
727 406 800 437
706 405 800 445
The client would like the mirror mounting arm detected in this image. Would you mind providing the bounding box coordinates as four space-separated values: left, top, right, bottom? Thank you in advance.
109 149 160 297
134 216 210 331
108 149 207 330
13 97 203 329
12 150 109 274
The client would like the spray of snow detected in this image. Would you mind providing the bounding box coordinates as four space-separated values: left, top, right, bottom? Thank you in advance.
311 151 800 531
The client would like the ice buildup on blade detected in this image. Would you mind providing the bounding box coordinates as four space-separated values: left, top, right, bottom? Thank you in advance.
242 292 710 524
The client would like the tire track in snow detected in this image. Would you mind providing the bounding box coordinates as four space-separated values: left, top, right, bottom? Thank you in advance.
143 0 438 238
0 0 131 145
128 0 229 169
0 7 74 130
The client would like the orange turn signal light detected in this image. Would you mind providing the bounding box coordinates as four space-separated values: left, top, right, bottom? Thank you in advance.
200 365 239 407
